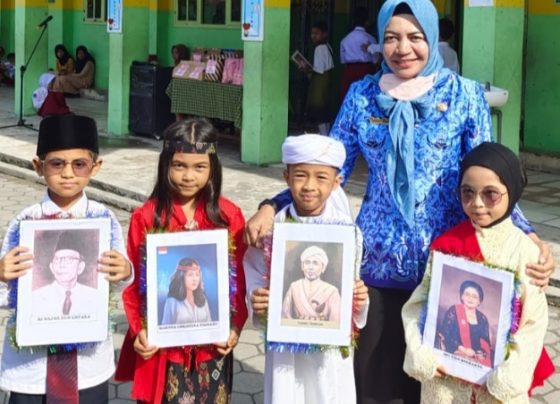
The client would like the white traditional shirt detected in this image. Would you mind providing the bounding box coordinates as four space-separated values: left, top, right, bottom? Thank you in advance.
340 27 380 64
244 192 368 404
402 218 547 404
438 41 460 73
313 43 334 74
0 191 133 394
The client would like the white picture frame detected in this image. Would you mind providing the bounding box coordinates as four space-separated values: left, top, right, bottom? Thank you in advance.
423 252 515 384
267 223 356 347
146 229 230 348
291 50 313 71
17 218 111 346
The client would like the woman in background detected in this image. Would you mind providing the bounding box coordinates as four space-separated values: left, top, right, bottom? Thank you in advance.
52 45 95 95
54 44 74 75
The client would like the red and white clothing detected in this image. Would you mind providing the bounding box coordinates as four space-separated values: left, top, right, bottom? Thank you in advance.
340 27 380 100
402 219 552 403
114 197 248 403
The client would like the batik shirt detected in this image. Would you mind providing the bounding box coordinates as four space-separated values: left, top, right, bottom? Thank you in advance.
273 72 533 290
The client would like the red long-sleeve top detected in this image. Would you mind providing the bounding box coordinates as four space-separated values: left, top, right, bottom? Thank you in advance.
115 197 248 403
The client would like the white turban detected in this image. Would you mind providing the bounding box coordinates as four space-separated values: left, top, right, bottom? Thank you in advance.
282 134 346 169
300 246 329 267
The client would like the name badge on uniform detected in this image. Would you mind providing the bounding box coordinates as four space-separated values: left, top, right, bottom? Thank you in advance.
369 116 388 125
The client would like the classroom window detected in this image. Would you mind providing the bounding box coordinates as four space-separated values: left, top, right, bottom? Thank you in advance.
177 0 241 25
84 0 108 22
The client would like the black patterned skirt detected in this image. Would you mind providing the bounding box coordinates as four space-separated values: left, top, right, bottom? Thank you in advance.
163 353 233 404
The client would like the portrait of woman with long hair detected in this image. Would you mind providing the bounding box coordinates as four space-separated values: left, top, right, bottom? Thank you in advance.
161 257 212 325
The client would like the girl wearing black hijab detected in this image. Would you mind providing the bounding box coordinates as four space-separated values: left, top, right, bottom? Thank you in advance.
54 44 75 75
402 142 553 402
75 46 95 74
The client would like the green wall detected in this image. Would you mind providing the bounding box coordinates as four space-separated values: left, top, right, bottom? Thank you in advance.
65 13 110 90
242 6 290 164
462 4 525 153
523 12 560 153
156 12 243 66
0 9 15 54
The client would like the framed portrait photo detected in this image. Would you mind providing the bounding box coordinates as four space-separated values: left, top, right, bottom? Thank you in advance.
290 50 313 71
17 218 112 347
423 252 515 384
146 229 230 348
267 223 356 347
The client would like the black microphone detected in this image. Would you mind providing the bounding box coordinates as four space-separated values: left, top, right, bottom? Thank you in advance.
37 15 53 28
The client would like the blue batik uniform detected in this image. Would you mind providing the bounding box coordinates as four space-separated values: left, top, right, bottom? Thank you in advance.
330 70 532 290
272 70 533 291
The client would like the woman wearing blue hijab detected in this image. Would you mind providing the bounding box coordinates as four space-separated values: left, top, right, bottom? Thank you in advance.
245 1 554 402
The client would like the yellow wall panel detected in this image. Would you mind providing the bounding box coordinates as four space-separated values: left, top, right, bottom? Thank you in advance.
1 0 15 10
267 0 289 8
528 0 560 15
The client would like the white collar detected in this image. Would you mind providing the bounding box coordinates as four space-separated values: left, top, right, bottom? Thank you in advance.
40 191 89 218
286 201 337 224
354 27 366 32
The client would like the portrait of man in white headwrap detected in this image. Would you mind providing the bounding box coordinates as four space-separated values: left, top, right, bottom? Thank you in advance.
281 245 341 324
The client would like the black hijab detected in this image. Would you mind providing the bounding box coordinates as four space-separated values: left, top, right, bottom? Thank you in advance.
55 44 71 65
460 142 527 227
75 45 95 73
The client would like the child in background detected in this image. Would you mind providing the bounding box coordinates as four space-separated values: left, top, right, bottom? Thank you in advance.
244 134 369 403
438 18 459 73
115 118 248 403
0 52 15 86
402 142 553 403
54 44 75 76
0 114 132 402
302 22 334 135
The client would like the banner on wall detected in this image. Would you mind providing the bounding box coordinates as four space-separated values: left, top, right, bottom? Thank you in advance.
242 0 264 41
107 0 123 33
468 0 494 6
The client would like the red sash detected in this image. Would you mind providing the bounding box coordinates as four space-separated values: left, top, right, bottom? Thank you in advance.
454 304 492 367
431 220 554 394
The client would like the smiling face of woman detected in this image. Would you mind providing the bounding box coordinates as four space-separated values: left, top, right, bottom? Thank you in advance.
382 14 429 79
461 286 481 310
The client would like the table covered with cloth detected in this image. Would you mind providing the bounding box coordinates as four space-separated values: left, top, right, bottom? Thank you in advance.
166 78 243 128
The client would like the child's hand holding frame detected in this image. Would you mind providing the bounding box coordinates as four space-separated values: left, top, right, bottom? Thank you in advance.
98 250 132 282
251 287 270 315
0 246 33 282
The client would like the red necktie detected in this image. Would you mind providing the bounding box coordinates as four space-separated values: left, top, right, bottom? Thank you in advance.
62 291 72 315
46 349 78 404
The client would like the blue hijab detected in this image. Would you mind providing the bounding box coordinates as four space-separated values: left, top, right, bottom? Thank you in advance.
375 0 446 228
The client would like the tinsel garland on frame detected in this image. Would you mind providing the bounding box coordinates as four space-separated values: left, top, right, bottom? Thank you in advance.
137 226 241 335
259 221 362 358
418 253 522 363
6 211 118 353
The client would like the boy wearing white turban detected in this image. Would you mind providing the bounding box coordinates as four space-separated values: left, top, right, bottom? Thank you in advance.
244 134 369 403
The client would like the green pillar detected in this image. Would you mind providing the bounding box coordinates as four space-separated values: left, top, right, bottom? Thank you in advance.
148 0 158 56
47 2 65 70
241 1 290 164
107 1 149 136
14 2 48 116
1 0 16 56
461 1 525 152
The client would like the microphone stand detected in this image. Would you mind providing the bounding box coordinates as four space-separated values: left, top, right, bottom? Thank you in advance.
0 21 50 131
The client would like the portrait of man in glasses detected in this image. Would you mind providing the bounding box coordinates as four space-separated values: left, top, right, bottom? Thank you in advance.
32 230 99 320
